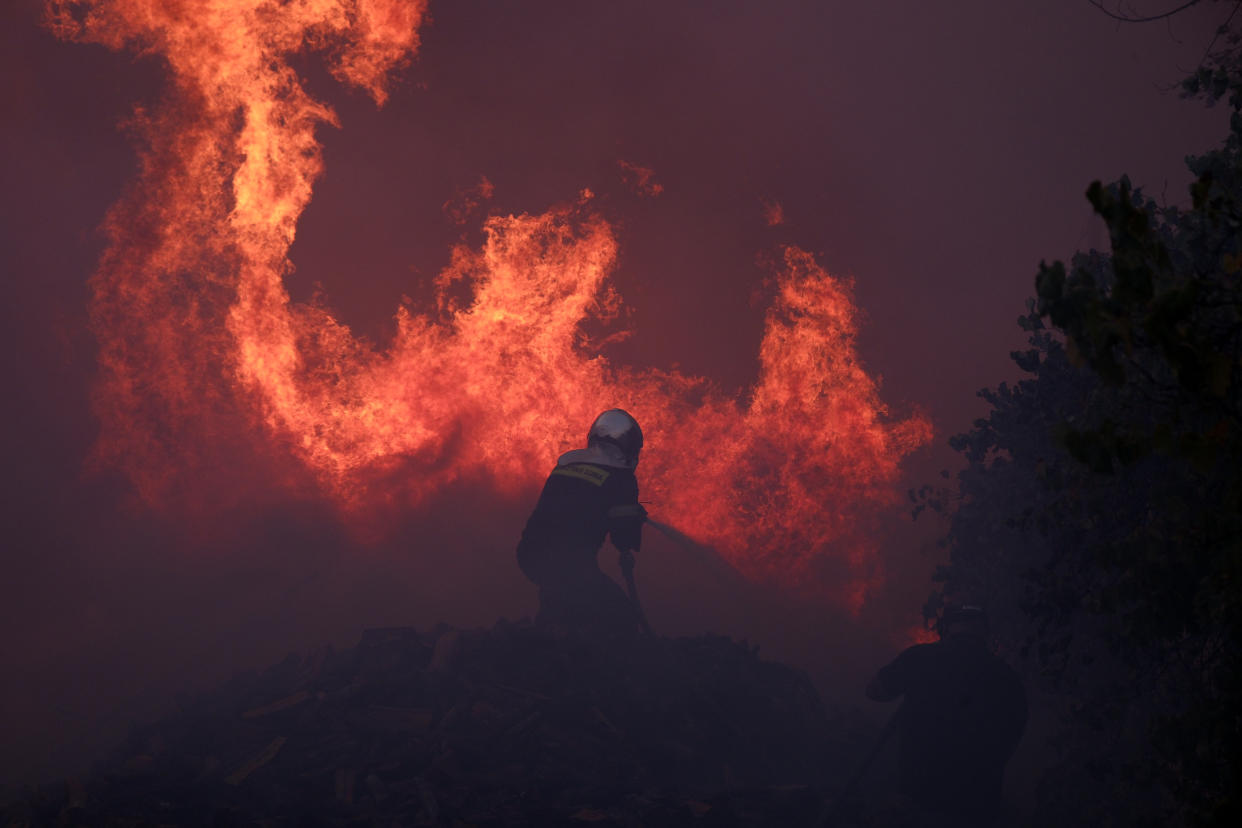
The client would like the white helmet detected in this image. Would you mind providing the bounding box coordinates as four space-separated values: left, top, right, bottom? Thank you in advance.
587 409 643 468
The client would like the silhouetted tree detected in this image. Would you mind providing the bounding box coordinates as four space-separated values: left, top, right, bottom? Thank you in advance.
922 35 1242 827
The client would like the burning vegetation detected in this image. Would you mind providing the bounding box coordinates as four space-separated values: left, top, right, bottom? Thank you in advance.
47 0 930 608
14 3 945 822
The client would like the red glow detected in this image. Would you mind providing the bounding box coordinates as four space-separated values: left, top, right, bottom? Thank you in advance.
903 623 940 646
50 0 931 611
617 160 664 198
762 198 785 227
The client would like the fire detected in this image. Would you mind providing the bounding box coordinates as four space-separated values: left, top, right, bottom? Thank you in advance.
761 198 785 227
49 0 931 609
617 160 663 198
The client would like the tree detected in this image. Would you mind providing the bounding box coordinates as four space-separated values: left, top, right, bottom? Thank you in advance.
923 35 1242 827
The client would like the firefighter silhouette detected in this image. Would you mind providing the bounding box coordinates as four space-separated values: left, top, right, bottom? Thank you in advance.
866 606 1027 826
516 409 648 634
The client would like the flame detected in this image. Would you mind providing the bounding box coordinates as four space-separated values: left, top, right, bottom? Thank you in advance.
49 0 931 609
761 197 786 227
442 176 495 226
617 160 664 198
903 623 940 646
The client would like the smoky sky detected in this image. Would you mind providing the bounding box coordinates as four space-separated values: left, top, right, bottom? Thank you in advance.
0 0 1230 786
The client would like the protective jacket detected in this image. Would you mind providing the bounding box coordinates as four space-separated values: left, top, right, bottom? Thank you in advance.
517 444 645 582
867 635 1027 825
516 443 646 631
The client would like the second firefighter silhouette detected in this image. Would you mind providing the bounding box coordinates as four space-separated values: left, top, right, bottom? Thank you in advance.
865 605 1027 826
517 409 648 633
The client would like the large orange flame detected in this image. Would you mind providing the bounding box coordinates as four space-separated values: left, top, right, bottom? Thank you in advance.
49 0 931 609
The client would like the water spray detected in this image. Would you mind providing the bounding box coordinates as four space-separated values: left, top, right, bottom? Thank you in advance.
646 517 747 586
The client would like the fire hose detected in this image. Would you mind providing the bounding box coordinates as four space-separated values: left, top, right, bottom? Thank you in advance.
617 517 747 636
645 518 747 585
617 548 652 636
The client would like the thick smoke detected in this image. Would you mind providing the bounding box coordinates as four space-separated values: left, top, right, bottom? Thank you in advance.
3 0 991 788
50 0 929 601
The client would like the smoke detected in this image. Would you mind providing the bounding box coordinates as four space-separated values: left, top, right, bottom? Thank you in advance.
1 0 944 789
45 0 929 604
1 474 930 786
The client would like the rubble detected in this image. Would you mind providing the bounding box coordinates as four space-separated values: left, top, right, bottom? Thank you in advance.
2 620 881 826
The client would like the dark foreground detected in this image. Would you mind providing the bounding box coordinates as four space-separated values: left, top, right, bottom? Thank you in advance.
3 620 883 826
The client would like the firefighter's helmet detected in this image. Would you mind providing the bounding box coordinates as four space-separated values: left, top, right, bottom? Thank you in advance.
587 409 643 468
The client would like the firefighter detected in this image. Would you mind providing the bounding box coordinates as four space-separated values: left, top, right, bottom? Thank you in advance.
865 605 1027 827
516 409 648 634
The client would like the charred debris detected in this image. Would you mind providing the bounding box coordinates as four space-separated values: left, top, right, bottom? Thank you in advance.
4 621 881 826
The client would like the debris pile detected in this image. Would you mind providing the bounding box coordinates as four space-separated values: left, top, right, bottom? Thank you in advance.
4 620 878 826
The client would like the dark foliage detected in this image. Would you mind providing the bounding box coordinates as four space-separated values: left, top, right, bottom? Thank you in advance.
921 34 1242 828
